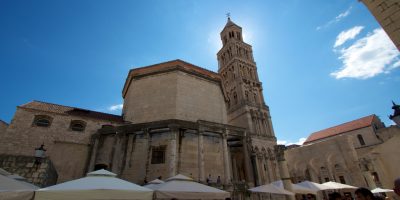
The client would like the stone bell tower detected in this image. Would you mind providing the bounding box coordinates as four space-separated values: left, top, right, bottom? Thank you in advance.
217 17 276 141
217 17 279 186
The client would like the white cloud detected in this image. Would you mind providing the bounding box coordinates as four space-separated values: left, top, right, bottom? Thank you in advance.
277 137 306 146
335 7 351 21
317 6 352 30
331 28 400 79
334 26 364 48
108 104 123 111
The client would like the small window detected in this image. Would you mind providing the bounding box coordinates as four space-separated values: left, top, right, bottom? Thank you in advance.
151 146 166 164
70 120 86 132
94 164 108 170
339 176 346 184
33 115 52 127
357 134 365 146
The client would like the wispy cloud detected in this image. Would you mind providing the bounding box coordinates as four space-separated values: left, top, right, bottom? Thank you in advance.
331 28 400 79
334 26 364 48
277 137 306 146
108 104 123 111
317 6 352 30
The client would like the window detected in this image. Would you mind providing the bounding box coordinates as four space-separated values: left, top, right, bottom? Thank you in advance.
70 120 86 132
151 146 166 164
339 176 346 184
357 134 365 146
94 164 108 170
33 115 52 127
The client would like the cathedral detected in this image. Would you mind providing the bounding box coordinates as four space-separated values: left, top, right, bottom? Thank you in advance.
0 17 284 194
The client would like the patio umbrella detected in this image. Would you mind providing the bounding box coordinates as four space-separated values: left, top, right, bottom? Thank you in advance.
0 173 39 200
35 169 153 200
144 179 165 190
272 180 317 194
249 183 295 195
153 174 230 199
296 181 335 192
322 181 357 190
371 188 394 193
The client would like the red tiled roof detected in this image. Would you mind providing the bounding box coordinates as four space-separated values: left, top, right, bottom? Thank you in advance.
20 101 124 123
122 59 220 98
304 115 375 144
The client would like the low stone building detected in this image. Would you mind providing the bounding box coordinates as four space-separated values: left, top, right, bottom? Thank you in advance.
285 108 400 191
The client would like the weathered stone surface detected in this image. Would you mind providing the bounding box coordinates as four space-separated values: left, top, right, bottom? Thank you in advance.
0 154 57 187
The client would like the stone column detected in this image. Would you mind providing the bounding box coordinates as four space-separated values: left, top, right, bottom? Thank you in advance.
222 130 232 185
251 153 262 186
198 129 205 183
275 145 295 200
169 125 179 178
111 132 122 174
243 136 255 187
124 134 134 170
363 171 376 189
87 136 99 172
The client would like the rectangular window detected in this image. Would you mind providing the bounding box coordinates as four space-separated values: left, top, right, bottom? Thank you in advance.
324 178 330 182
339 176 346 184
151 146 166 164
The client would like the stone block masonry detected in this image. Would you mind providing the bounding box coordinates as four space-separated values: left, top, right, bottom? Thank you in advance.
0 154 58 187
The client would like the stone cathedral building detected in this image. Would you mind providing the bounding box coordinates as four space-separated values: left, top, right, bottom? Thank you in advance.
0 18 283 192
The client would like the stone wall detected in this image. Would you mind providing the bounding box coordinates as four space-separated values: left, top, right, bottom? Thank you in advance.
361 0 400 50
0 120 8 135
0 154 57 187
285 135 367 187
0 107 122 183
123 70 227 124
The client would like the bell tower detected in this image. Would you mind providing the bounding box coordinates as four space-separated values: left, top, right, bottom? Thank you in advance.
217 17 276 140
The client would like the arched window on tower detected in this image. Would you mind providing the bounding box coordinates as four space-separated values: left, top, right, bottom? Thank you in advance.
233 92 238 105
357 134 365 146
254 93 258 104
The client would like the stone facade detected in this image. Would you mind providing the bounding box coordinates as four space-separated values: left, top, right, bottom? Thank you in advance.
122 63 227 124
0 154 57 187
0 102 123 183
285 114 400 195
0 120 8 135
361 0 400 50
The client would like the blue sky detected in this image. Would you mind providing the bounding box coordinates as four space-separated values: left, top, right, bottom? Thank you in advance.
0 0 399 144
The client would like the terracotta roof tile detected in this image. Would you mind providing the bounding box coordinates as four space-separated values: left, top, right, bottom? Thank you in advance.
304 115 375 144
20 101 124 123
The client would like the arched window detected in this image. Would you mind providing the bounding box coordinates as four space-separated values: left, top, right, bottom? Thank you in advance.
70 120 86 132
233 92 238 104
33 115 52 127
357 134 365 146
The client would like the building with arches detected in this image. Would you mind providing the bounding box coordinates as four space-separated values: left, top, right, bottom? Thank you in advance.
285 112 400 190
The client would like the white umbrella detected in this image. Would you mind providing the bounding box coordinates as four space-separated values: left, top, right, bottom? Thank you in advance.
322 181 357 189
35 169 153 200
296 181 334 192
371 188 394 193
144 179 165 190
272 180 317 194
249 183 295 195
0 174 39 200
153 174 230 199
